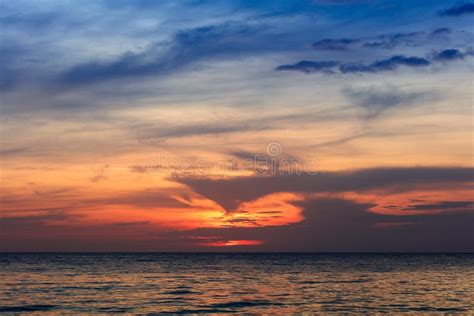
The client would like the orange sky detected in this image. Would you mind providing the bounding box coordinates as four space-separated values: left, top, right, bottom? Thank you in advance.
1 0 473 252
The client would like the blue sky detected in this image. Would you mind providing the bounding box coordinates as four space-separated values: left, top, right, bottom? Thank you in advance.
1 0 473 107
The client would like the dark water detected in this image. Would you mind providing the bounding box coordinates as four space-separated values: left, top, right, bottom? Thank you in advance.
0 253 473 314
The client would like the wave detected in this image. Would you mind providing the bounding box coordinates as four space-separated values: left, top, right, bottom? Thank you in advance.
0 305 57 312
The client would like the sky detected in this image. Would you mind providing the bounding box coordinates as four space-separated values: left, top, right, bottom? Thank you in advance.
0 0 473 252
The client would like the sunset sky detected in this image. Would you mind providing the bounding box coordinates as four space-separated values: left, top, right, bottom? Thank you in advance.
1 0 473 252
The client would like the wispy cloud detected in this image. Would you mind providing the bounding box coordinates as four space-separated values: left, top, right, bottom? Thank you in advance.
59 23 266 86
312 38 359 51
362 32 422 49
0 146 30 156
430 27 451 36
342 85 434 118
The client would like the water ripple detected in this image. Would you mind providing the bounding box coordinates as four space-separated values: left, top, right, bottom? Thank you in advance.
0 253 473 313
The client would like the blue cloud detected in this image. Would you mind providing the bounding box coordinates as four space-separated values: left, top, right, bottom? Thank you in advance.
0 12 57 30
362 32 422 49
60 23 266 86
0 0 471 110
275 60 339 73
433 48 473 61
430 27 451 36
340 55 430 73
312 38 359 51
438 2 474 16
275 55 432 75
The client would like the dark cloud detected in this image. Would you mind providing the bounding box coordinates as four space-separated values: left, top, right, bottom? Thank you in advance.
275 26 473 77
229 150 298 162
340 55 430 73
401 201 473 211
226 150 303 175
276 46 474 75
342 86 432 117
164 197 474 252
176 167 474 211
433 49 463 61
276 55 431 75
433 48 473 61
275 60 339 73
312 38 359 51
313 29 445 52
0 210 81 229
438 2 474 16
309 31 424 53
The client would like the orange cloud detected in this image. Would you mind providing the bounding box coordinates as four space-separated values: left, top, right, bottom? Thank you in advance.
199 239 264 247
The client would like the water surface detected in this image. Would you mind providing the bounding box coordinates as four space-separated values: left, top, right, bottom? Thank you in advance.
1 253 473 313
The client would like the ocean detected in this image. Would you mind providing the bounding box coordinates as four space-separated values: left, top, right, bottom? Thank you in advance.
1 253 473 314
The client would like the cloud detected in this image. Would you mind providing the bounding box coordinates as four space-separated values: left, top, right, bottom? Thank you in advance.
226 149 303 174
433 48 473 61
58 22 267 86
92 190 191 209
401 201 473 211
311 0 369 5
430 27 451 36
313 30 440 52
312 38 359 50
129 165 149 173
339 55 430 73
0 11 58 30
276 55 431 75
176 167 474 211
275 60 339 73
0 210 81 229
274 26 474 77
276 47 474 76
136 122 270 145
167 164 474 251
310 132 371 148
102 0 173 10
135 108 348 144
438 2 474 16
0 146 30 156
309 31 424 52
342 86 433 117
89 165 109 183
162 197 474 252
362 32 422 49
